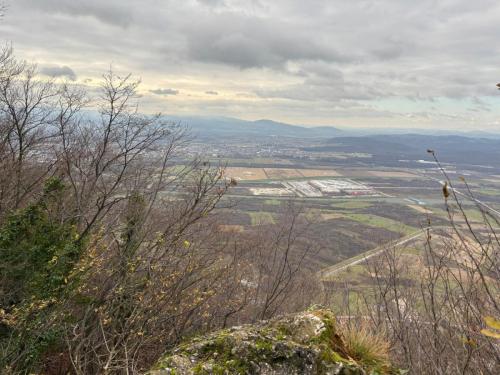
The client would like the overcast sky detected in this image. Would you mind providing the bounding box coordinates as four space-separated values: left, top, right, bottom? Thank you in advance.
1 0 500 130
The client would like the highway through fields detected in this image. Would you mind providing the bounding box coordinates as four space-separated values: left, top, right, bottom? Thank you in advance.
318 226 435 280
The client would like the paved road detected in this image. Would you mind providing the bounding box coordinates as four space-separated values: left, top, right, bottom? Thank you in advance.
318 227 432 280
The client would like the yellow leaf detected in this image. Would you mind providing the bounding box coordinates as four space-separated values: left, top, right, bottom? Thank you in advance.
183 240 190 249
480 329 500 339
460 336 477 347
484 316 500 330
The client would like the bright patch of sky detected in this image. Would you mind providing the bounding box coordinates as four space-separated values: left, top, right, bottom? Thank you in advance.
1 0 500 130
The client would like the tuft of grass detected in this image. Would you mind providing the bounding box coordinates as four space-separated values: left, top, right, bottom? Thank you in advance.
341 322 392 374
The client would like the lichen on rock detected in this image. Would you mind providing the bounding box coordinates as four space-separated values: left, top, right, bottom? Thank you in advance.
150 310 398 375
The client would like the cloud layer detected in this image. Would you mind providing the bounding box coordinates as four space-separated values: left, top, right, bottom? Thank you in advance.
40 65 77 81
150 88 179 96
1 0 500 129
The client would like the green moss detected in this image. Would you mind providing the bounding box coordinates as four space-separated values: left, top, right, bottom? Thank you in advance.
191 335 252 374
310 311 336 345
192 363 204 374
276 333 286 341
275 324 292 337
152 310 399 374
151 357 173 371
254 339 274 352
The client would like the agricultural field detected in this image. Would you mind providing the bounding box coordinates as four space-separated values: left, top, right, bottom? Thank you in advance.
263 168 304 179
224 167 342 181
299 169 343 177
407 204 433 214
195 136 500 271
366 170 417 178
320 223 499 317
248 211 276 226
224 167 267 180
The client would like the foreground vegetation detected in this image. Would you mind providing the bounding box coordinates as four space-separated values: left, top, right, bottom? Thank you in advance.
325 159 500 374
0 48 318 374
0 46 498 374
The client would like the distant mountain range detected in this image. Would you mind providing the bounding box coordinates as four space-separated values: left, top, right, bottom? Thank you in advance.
162 115 500 140
305 134 500 168
162 116 343 138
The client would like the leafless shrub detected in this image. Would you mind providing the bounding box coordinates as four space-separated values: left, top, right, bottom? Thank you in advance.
0 49 317 374
329 153 500 374
0 3 6 19
0 47 59 217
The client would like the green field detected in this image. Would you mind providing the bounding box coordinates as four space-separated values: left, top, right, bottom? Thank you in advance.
330 200 374 210
342 213 416 235
249 211 276 225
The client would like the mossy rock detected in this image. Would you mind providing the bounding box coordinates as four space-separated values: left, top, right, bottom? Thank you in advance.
150 310 394 374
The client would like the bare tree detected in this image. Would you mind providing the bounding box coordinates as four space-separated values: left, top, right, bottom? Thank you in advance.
0 49 317 374
327 154 500 374
0 48 59 217
0 3 6 19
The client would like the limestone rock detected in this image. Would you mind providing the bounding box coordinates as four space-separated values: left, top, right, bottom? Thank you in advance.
150 310 397 374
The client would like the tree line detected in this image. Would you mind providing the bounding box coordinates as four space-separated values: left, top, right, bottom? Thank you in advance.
0 47 317 374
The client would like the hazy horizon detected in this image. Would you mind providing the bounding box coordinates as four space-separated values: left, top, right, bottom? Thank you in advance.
1 0 500 131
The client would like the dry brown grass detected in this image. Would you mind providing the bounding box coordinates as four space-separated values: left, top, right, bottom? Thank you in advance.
298 169 342 177
264 168 303 179
407 204 433 214
340 322 392 374
224 167 267 180
320 212 344 221
218 224 245 233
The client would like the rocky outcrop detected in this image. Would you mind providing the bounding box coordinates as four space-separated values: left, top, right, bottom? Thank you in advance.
150 309 397 374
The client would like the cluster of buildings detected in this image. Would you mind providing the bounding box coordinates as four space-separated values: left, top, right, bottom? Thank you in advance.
309 179 374 196
282 181 323 197
185 139 365 161
281 179 375 198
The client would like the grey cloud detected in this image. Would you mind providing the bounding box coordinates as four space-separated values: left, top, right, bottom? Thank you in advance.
2 0 500 129
255 82 381 103
18 0 133 27
370 39 411 61
150 88 179 96
40 65 77 81
185 14 353 69
205 91 219 95
256 63 381 102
